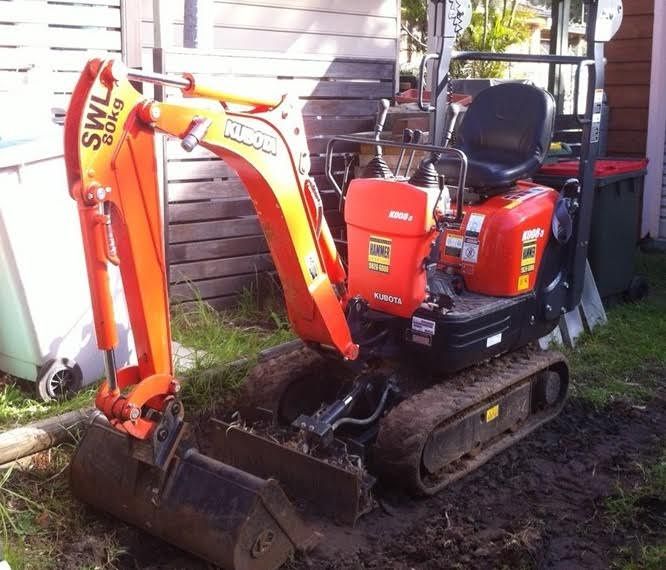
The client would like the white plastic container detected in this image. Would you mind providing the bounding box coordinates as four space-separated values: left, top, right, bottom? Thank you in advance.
0 136 135 400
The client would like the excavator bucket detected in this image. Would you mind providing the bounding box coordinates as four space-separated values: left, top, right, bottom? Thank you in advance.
207 419 373 525
70 417 318 570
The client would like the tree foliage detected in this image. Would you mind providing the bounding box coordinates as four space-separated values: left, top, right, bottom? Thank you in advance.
401 1 535 77
454 0 534 78
401 0 428 50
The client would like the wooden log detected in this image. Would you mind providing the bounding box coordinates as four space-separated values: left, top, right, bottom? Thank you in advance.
0 408 94 466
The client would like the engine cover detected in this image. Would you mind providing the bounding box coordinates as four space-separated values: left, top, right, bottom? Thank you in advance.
344 178 439 318
440 181 558 297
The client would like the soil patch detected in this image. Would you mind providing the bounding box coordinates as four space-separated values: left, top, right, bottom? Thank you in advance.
108 386 666 570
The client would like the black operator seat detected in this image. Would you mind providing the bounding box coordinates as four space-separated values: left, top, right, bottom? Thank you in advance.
437 83 556 190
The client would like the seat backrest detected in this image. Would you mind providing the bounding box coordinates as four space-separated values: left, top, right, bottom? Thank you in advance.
456 83 555 164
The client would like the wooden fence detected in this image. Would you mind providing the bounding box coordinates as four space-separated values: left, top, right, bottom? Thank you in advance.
0 0 123 114
159 49 395 310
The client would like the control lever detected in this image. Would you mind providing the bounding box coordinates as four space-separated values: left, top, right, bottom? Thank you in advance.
372 98 390 157
362 99 392 179
394 128 413 178
405 129 423 177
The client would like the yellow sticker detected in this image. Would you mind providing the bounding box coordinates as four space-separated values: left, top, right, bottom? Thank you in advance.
521 240 537 274
368 236 392 273
485 404 499 423
517 274 530 291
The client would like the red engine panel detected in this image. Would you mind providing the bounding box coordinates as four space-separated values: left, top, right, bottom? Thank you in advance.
440 181 558 296
344 178 438 317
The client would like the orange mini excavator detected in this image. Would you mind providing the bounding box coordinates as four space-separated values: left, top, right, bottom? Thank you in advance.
63 2 623 569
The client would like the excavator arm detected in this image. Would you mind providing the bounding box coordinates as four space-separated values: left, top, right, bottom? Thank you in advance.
64 59 357 441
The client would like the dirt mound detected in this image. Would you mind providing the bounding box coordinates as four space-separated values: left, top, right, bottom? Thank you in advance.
290 393 666 570
110 390 666 570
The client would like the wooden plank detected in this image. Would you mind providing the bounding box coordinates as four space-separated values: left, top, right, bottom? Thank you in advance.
168 190 340 221
47 0 121 5
299 99 382 117
605 61 651 86
171 272 270 302
164 76 393 99
142 0 398 21
605 38 653 63
176 294 241 311
121 0 143 67
605 85 650 108
303 117 374 137
141 1 397 38
607 108 649 131
166 135 367 159
308 137 360 155
614 14 655 40
170 217 262 243
167 159 236 180
170 253 274 282
162 50 396 79
169 234 268 263
0 25 122 50
606 130 647 155
0 2 120 27
168 179 248 201
167 155 345 179
0 70 84 94
621 0 654 16
0 48 117 71
169 198 256 222
141 23 397 58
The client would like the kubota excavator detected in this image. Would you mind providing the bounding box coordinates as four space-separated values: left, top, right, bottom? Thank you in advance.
63 1 623 569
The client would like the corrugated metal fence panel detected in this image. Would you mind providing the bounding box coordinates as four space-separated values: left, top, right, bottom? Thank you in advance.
139 0 399 59
0 0 122 112
161 49 395 309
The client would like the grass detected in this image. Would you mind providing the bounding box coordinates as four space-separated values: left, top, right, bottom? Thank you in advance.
606 449 666 570
171 287 294 414
0 382 95 430
0 445 123 569
566 252 666 407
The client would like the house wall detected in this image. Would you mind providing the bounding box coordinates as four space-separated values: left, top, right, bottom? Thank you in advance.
138 0 399 59
137 1 400 309
604 0 654 157
0 0 123 113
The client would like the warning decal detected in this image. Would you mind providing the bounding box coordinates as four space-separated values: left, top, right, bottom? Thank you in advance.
465 213 485 237
368 236 392 273
412 316 436 336
444 233 463 257
520 240 537 274
517 274 530 291
462 237 480 264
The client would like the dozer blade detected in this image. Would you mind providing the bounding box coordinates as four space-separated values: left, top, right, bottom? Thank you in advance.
208 419 373 525
70 416 318 570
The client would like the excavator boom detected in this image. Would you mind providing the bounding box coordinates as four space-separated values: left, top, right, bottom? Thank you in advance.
64 59 357 440
63 59 362 569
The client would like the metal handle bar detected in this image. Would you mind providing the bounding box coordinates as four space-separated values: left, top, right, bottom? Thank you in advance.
573 60 596 125
126 68 191 89
325 134 468 224
452 51 590 65
418 53 439 112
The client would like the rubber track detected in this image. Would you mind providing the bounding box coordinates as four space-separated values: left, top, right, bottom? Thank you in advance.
241 346 351 420
373 347 568 496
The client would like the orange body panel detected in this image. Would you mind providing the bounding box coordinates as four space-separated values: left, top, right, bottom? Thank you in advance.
345 179 439 317
440 181 558 296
